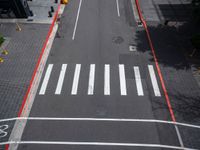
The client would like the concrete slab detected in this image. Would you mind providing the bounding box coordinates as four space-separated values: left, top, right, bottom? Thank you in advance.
0 0 59 24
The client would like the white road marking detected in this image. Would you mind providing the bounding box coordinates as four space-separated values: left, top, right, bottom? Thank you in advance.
71 64 81 95
134 66 144 96
116 0 120 17
1 117 200 130
55 64 67 95
104 64 110 95
148 65 161 97
39 64 53 95
129 45 137 52
0 125 8 138
119 64 127 95
88 64 95 95
175 125 185 148
72 0 83 40
1 141 196 150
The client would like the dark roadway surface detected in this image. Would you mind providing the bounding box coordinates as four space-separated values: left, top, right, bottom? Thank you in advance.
9 0 200 149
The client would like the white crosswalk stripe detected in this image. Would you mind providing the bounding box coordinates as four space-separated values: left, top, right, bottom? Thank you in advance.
39 64 162 97
39 64 53 95
104 64 110 95
71 64 81 95
88 64 95 95
148 65 161 97
55 64 67 95
134 66 144 96
119 64 127 95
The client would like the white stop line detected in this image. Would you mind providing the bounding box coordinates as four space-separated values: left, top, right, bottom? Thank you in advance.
0 117 200 130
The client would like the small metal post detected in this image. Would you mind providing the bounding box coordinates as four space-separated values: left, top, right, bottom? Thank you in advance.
51 6 54 13
48 11 52 17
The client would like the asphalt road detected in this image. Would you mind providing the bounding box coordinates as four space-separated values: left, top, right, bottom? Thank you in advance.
10 0 197 149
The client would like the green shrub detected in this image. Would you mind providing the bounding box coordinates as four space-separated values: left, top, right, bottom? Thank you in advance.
0 34 5 46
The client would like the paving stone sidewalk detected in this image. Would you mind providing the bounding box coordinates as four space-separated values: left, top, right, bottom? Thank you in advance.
0 23 49 146
137 0 200 148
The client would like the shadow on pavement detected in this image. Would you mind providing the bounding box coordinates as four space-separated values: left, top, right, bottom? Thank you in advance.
134 1 200 124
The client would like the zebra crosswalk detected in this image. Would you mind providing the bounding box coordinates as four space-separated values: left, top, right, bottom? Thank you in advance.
39 64 161 97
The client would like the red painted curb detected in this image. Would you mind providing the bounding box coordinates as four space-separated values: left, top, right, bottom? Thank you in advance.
135 0 176 122
17 4 61 118
5 144 9 150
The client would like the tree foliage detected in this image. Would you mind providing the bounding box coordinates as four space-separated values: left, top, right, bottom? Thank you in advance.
0 34 5 46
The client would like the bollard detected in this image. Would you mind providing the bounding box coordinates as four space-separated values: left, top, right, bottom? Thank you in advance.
48 11 52 17
51 6 54 13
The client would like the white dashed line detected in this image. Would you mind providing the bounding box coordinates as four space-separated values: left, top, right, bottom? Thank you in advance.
116 0 120 17
72 0 83 40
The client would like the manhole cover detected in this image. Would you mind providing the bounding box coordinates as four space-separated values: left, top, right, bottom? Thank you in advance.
112 36 124 44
